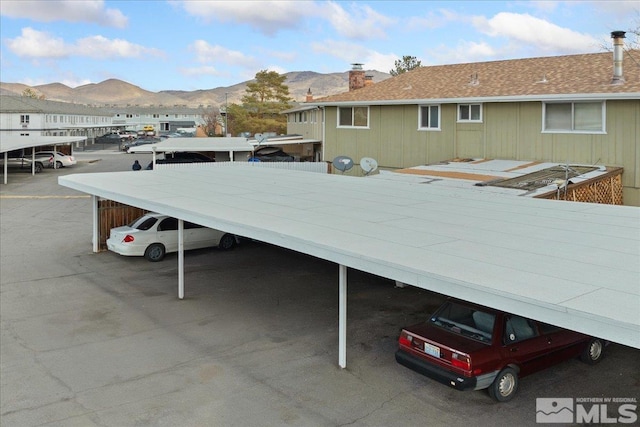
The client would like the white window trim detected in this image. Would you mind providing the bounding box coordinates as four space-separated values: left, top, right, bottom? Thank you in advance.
541 101 607 134
337 106 370 129
457 104 483 123
418 105 441 131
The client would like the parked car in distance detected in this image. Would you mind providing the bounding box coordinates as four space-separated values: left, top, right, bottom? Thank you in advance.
146 152 214 169
124 137 160 152
395 299 605 402
114 131 137 141
95 133 123 144
106 213 238 262
0 155 51 173
35 151 76 168
159 133 183 139
250 146 294 162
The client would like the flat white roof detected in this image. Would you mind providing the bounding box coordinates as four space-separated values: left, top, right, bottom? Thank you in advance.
1 136 86 153
127 137 253 153
59 166 640 348
372 159 615 198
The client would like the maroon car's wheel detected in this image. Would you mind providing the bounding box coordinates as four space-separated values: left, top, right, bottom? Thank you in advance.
580 338 604 365
488 367 519 402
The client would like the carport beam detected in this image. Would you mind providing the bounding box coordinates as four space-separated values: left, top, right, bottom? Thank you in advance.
92 195 99 253
178 219 184 299
339 264 347 368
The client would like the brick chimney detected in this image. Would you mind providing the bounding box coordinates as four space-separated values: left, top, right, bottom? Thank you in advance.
305 88 313 102
349 63 365 91
611 31 626 84
364 75 373 87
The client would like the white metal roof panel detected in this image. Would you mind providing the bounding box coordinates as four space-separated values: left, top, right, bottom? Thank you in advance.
1 136 86 153
58 165 640 348
127 137 253 153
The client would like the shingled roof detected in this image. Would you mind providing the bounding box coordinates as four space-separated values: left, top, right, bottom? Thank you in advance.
0 95 109 115
313 50 640 105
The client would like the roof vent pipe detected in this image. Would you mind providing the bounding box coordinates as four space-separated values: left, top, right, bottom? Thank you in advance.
611 31 626 84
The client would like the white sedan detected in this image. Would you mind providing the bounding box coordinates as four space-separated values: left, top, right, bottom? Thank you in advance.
106 213 237 261
35 151 77 168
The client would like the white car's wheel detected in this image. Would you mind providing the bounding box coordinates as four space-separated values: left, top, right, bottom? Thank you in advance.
218 234 236 250
144 243 166 262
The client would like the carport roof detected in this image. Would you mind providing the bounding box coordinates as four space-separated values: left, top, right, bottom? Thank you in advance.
127 137 253 153
1 136 86 153
58 165 640 348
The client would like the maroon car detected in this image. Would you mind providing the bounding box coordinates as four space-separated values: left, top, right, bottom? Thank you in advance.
395 299 605 401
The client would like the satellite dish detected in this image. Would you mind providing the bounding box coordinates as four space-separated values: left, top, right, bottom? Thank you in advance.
332 156 354 173
360 157 378 176
255 133 268 144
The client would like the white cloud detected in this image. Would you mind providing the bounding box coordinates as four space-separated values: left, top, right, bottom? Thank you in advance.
426 41 499 65
177 0 310 35
75 36 165 59
321 1 395 39
189 40 257 68
0 0 127 28
5 28 67 58
265 65 288 75
472 12 600 53
363 52 398 74
311 39 396 72
5 28 164 59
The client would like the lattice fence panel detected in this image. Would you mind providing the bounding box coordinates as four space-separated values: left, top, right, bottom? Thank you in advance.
537 172 623 205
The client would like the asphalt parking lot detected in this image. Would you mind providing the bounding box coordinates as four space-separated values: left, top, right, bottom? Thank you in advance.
1 147 639 426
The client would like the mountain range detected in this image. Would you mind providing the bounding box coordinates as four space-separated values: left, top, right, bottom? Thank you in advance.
0 70 390 108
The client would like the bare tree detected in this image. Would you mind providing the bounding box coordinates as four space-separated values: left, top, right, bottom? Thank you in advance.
201 108 222 137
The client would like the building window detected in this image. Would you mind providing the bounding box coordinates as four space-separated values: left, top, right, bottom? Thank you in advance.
338 106 368 128
458 104 482 122
20 115 30 124
153 114 159 118
419 105 440 130
543 102 604 133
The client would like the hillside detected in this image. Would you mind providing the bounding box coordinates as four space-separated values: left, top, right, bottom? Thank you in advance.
0 70 390 108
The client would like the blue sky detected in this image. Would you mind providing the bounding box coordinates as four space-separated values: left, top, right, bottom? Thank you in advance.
0 1 638 92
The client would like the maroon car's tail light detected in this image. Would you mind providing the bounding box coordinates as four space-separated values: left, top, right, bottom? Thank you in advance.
398 331 413 347
123 235 135 243
451 352 471 370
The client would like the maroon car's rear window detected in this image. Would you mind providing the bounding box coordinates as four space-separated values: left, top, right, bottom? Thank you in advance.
430 301 495 343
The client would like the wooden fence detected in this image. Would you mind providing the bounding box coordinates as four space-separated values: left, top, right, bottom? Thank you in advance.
98 199 148 250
